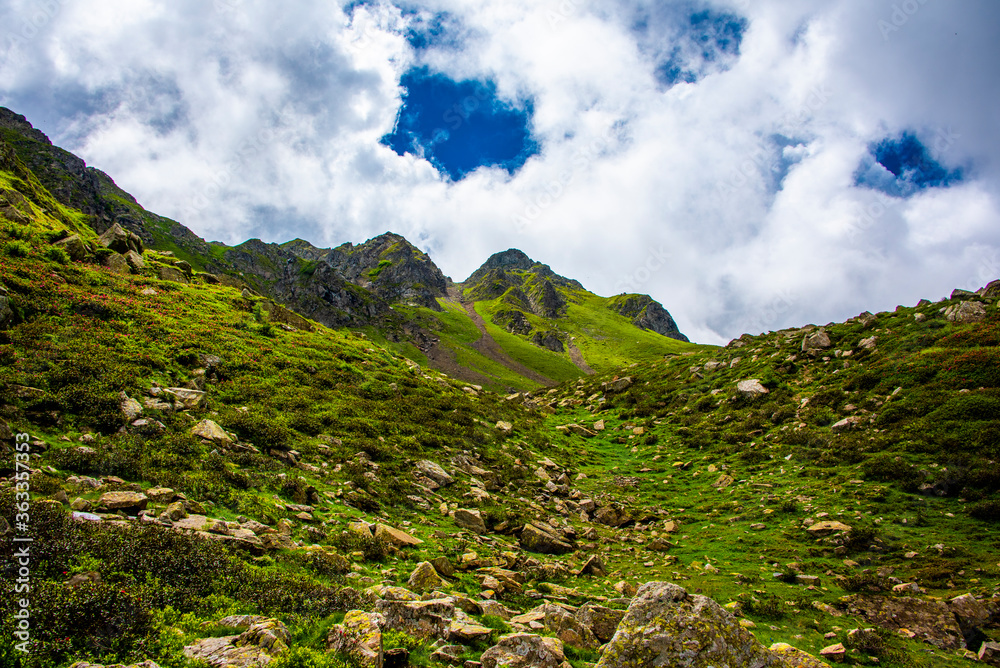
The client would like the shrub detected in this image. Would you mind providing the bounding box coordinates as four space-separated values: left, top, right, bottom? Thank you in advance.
3 240 32 258
736 593 784 620
841 572 887 592
969 500 1000 522
44 245 70 264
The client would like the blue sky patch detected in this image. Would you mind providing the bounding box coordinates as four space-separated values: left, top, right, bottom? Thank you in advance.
854 131 963 198
631 4 747 87
381 67 537 180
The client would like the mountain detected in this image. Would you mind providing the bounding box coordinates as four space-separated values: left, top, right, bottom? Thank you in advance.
1 107 998 668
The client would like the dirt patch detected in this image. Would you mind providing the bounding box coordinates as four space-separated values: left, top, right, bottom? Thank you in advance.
456 296 555 387
567 341 595 375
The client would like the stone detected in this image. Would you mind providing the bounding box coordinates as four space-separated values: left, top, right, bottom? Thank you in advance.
0 295 11 329
120 394 143 421
949 593 990 631
161 501 187 522
802 330 832 351
125 250 145 271
602 376 633 393
146 487 176 503
68 663 161 668
431 556 455 578
859 336 878 350
561 423 597 438
375 523 423 547
980 641 1000 664
946 301 987 323
103 252 131 275
408 562 446 592
448 613 493 643
496 421 513 432
97 222 143 254
480 634 570 668
416 460 454 487
594 419 605 431
575 604 625 644
454 508 487 535
737 379 769 399
806 520 852 535
577 554 607 577
544 608 600 650
375 598 456 641
97 491 148 513
712 474 735 489
162 387 206 409
519 522 574 555
818 643 846 662
183 618 288 668
430 645 465 665
159 266 188 283
768 643 829 668
54 234 88 261
595 582 776 668
328 610 384 668
191 419 232 445
831 417 862 432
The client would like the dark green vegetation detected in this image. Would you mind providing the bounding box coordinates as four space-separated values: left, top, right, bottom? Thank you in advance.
0 109 998 667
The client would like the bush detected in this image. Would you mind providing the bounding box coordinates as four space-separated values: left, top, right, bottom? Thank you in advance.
44 245 70 264
841 572 887 592
736 593 784 620
969 500 1000 522
3 240 32 258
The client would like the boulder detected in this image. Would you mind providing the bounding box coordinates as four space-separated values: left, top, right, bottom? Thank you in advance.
806 520 852 535
407 562 445 592
125 250 145 271
818 643 846 662
191 419 232 445
480 634 571 668
55 234 88 261
602 377 633 393
519 522 574 555
737 379 770 399
544 608 600 650
946 301 987 323
162 387 206 409
374 598 455 641
97 491 148 513
159 266 188 284
595 582 777 668
980 641 1000 664
183 618 288 668
454 508 487 534
374 523 423 547
103 252 131 275
802 330 832 352
577 554 607 577
575 603 625 644
949 593 990 632
768 643 828 667
120 393 143 421
415 460 454 487
97 223 143 254
0 294 11 329
327 610 384 668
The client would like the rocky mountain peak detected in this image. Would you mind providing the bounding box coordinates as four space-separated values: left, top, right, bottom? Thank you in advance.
0 107 52 145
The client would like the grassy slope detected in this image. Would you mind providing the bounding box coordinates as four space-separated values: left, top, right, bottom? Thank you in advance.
1 147 999 668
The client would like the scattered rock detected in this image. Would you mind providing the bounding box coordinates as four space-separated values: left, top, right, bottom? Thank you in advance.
416 460 455 488
480 633 570 668
802 329 832 352
191 419 232 445
375 523 423 547
97 491 148 513
575 604 625 643
944 301 987 323
328 610 384 668
454 509 487 535
520 522 574 555
819 642 846 662
158 266 188 284
408 562 446 592
54 234 88 261
183 618 288 668
806 521 852 535
841 594 964 649
768 642 829 667
737 379 769 399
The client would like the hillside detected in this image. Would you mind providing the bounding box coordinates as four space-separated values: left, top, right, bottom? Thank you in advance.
0 110 999 668
0 107 694 391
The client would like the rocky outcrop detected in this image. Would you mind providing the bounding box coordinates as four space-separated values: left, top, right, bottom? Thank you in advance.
595 582 779 668
607 294 689 342
840 594 964 649
183 618 289 667
328 611 384 667
480 633 571 668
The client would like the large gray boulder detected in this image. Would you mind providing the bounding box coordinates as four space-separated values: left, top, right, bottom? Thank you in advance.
480 633 571 668
595 582 778 668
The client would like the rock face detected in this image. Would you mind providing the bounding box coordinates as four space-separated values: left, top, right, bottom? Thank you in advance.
608 294 689 342
595 582 778 668
480 633 571 668
322 232 448 310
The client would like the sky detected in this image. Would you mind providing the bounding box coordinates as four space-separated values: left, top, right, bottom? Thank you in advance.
2 0 999 344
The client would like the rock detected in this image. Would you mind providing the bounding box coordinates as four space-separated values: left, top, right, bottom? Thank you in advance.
119 393 143 421
831 417 862 431
806 520 852 535
55 234 89 261
949 593 990 630
375 523 423 547
408 562 446 592
480 634 570 668
98 222 143 254
183 618 288 668
97 491 148 513
980 280 1000 299
69 663 161 668
520 522 574 555
159 266 189 284
328 610 384 668
145 487 176 503
375 598 456 641
496 421 513 432
432 556 455 578
162 387 206 409
945 300 988 323
768 643 828 668
430 645 465 665
191 420 232 445
859 336 878 350
454 508 487 535
841 594 964 649
416 460 454 487
544 608 599 650
595 582 777 668
575 604 625 644
448 613 493 643
818 642 846 662
593 419 605 431
125 250 145 271
980 641 1000 664
103 252 131 275
594 504 630 528
161 501 188 522
577 554 607 577
737 379 770 399
802 329 832 352
712 474 735 489
602 376 633 393
560 423 597 438
217 615 269 630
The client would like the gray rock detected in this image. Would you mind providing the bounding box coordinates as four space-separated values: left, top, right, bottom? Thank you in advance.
454 508 487 534
55 234 89 261
480 633 570 668
737 379 769 399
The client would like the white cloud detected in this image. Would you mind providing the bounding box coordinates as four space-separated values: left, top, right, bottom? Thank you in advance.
1 0 998 345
